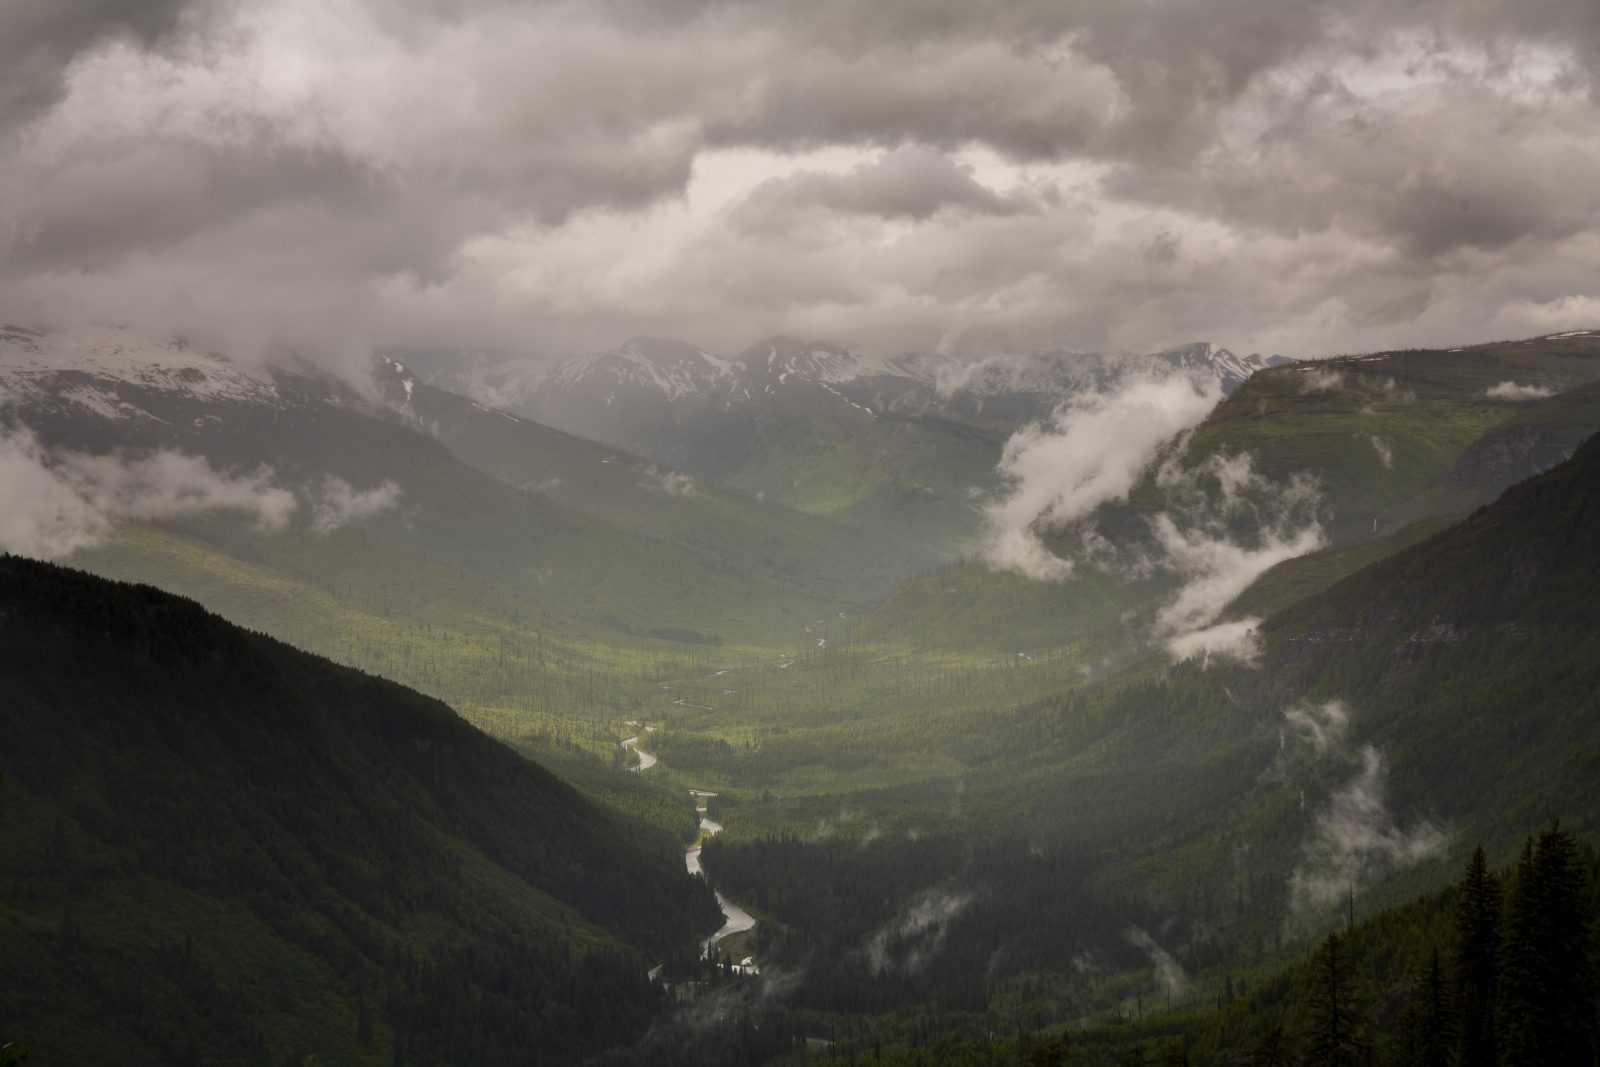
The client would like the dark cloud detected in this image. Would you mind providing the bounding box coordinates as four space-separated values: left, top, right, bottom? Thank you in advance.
0 0 1597 368
701 43 1122 161
1103 77 1600 262
0 0 198 130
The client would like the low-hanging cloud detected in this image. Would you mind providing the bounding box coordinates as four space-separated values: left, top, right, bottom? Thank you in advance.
1165 617 1264 667
1369 435 1394 469
1298 365 1347 393
1485 380 1557 401
0 427 108 558
643 466 697 498
1150 509 1325 637
1126 926 1187 998
1284 700 1446 920
983 372 1222 581
1151 452 1326 654
310 475 401 534
0 426 297 558
865 886 975 976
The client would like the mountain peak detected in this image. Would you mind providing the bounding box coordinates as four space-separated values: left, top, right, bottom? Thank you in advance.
1151 341 1292 391
732 336 862 389
616 335 727 369
0 323 283 421
546 336 727 401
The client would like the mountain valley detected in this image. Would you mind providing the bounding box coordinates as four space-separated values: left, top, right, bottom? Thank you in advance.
5 325 1600 1065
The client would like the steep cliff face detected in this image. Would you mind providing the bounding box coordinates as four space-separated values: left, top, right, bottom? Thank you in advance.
1448 423 1572 493
1264 431 1600 692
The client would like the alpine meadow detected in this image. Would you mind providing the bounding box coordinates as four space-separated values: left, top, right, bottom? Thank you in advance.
4 2 1600 1065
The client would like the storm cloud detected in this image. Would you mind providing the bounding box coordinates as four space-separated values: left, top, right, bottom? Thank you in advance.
2 0 1598 366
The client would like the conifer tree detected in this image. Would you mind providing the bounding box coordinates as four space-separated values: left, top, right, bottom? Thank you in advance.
1399 949 1455 1067
1498 823 1597 1066
1302 933 1364 1067
1455 845 1502 1066
1244 1026 1293 1067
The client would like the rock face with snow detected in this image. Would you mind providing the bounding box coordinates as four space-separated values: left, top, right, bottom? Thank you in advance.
548 336 731 402
726 337 861 397
1155 342 1295 393
0 324 285 424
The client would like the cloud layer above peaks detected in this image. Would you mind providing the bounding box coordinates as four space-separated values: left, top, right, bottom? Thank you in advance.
4 0 1600 364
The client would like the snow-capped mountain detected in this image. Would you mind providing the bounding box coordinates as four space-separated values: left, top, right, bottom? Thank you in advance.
726 337 861 396
0 323 285 424
1153 341 1293 393
548 336 730 402
480 334 1289 425
431 332 1293 507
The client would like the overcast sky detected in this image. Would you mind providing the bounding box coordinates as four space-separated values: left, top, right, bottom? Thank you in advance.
3 0 1599 369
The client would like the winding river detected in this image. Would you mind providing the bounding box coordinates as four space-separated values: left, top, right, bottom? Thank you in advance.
624 736 757 971
686 802 757 967
619 731 658 771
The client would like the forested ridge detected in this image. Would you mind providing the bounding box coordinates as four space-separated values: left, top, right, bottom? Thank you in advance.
661 431 1600 1062
0 556 721 1064
813 826 1600 1066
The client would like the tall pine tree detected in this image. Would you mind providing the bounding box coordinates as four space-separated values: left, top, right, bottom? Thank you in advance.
1498 823 1597 1066
1302 933 1364 1067
1395 949 1456 1067
1455 845 1502 1067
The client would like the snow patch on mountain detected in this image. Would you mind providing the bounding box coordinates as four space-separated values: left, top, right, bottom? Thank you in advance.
550 336 729 401
526 336 1287 411
0 324 283 414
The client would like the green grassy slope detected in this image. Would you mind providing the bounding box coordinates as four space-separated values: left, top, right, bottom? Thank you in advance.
27 380 904 648
1243 430 1600 844
20 374 966 801
1183 333 1600 543
394 375 941 600
714 391 1005 560
0 557 720 1065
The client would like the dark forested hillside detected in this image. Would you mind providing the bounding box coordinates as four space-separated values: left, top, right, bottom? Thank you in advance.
829 827 1599 1066
0 556 721 1065
666 429 1600 1063
1245 427 1600 847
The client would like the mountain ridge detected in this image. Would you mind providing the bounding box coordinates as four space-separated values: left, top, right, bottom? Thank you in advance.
0 553 721 1064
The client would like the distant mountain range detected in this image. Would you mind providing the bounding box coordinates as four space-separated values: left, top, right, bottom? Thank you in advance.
0 321 952 730
429 334 1291 453
417 335 1290 554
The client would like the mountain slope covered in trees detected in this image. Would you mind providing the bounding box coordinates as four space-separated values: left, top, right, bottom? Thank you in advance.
0 556 720 1065
687 428 1600 1054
